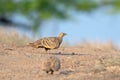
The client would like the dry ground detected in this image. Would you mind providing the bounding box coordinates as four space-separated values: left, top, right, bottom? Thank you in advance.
0 44 120 80
0 29 120 80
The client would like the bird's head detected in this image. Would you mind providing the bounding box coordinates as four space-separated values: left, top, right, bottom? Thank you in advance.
59 32 67 38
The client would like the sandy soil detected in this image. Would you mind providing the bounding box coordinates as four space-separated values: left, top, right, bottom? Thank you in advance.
0 44 120 80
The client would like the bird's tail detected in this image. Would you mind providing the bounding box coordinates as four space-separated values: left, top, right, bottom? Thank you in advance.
29 42 38 48
29 43 34 46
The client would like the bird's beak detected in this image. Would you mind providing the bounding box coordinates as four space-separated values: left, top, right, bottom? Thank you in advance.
64 33 67 35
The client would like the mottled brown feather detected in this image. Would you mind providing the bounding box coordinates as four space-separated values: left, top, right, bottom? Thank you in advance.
42 56 61 74
29 32 66 51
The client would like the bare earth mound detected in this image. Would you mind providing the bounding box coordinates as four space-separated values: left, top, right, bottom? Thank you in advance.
0 44 120 80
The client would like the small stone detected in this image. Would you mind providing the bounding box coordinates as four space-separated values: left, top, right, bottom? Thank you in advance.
72 52 75 55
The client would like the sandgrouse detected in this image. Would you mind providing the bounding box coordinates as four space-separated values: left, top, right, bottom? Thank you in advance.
42 56 61 74
29 32 66 53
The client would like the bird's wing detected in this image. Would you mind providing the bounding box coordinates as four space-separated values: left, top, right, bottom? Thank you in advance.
40 37 60 49
29 39 43 48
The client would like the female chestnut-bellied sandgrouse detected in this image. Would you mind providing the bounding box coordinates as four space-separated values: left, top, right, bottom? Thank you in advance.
29 32 66 53
42 56 61 74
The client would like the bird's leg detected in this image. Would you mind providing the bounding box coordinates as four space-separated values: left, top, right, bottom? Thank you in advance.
47 50 50 54
45 48 51 54
46 50 48 54
45 48 47 54
47 49 50 54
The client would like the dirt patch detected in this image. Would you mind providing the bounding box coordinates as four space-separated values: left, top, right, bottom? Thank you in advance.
0 44 120 80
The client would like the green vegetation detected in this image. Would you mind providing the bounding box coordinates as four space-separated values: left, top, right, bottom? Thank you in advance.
0 0 120 31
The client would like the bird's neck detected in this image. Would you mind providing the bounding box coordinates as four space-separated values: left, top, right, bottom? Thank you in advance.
58 35 64 44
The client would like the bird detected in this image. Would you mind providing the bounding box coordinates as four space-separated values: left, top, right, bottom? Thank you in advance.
42 56 61 74
29 32 66 53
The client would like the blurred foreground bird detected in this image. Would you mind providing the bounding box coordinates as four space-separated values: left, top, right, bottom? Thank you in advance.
29 32 66 53
42 56 61 74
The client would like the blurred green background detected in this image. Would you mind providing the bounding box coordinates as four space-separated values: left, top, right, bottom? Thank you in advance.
0 0 120 31
0 0 120 45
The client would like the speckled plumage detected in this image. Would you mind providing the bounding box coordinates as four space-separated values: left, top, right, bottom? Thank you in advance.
29 32 66 53
42 56 61 74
